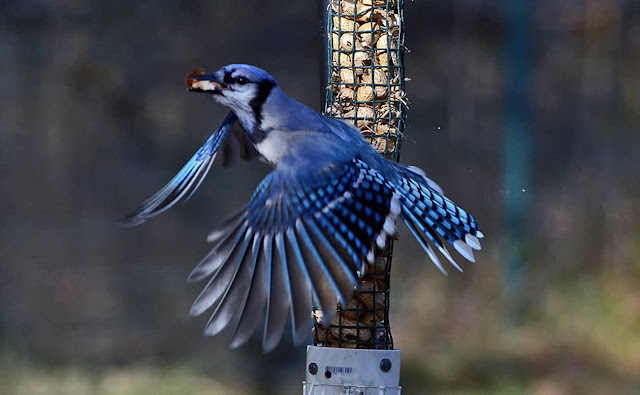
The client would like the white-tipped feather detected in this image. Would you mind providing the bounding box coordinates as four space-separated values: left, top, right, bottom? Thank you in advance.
435 243 463 272
425 243 447 275
207 229 226 243
351 166 366 189
207 219 247 243
389 192 401 215
402 212 449 275
189 222 249 283
204 209 247 243
476 230 484 239
465 233 481 250
190 254 226 281
407 165 444 195
406 165 426 178
358 257 369 277
383 216 395 235
366 249 374 265
371 191 399 256
454 239 475 262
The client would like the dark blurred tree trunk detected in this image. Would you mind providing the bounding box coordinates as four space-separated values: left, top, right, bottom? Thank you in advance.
501 0 531 324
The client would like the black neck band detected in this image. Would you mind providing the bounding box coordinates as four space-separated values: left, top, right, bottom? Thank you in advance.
249 79 276 130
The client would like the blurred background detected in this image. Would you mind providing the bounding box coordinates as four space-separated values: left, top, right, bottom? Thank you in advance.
2 0 640 394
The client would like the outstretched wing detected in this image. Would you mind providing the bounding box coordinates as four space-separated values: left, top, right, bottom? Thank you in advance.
188 158 401 351
393 164 483 274
121 112 260 227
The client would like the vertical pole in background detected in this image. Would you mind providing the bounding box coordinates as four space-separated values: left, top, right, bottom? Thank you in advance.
501 0 531 324
304 0 405 393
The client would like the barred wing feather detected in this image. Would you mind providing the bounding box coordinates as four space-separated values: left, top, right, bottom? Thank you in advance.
121 112 259 227
188 158 401 351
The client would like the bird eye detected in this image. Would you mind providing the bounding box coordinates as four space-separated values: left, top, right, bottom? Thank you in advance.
235 76 249 85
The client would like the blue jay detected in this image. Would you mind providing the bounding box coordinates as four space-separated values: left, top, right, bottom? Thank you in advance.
122 64 483 351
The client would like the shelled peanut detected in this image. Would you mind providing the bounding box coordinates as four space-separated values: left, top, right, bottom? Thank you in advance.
327 0 405 159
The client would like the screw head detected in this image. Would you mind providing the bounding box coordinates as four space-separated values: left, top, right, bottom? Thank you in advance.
380 358 392 372
308 363 318 375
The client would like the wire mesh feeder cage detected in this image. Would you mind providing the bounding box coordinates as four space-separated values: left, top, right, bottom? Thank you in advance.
312 0 406 350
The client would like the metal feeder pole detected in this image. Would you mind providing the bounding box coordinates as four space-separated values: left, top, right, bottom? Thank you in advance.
305 0 406 393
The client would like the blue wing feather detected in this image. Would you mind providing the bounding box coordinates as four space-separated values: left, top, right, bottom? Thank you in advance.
295 220 354 315
187 216 248 283
393 163 482 267
284 229 313 344
121 112 256 227
203 233 257 336
190 157 400 350
229 236 267 348
189 224 251 316
263 234 289 352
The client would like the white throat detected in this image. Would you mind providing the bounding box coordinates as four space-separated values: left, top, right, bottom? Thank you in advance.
255 130 295 164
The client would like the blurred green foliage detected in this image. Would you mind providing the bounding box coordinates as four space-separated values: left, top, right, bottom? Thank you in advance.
1 353 251 395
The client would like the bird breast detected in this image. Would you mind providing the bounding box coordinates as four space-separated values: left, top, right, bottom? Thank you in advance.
254 129 298 165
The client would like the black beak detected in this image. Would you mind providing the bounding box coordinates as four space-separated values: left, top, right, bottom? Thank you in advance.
185 69 226 94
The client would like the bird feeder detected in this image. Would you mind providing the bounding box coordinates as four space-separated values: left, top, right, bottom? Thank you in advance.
306 0 406 393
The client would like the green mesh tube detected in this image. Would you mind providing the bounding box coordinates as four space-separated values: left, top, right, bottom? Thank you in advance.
313 0 406 350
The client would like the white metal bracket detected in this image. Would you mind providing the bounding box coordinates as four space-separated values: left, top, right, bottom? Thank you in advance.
303 346 401 395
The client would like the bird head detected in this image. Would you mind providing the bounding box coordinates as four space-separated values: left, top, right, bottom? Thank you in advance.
186 65 278 123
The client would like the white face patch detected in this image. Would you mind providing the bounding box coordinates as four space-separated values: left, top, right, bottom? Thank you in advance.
212 85 258 132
